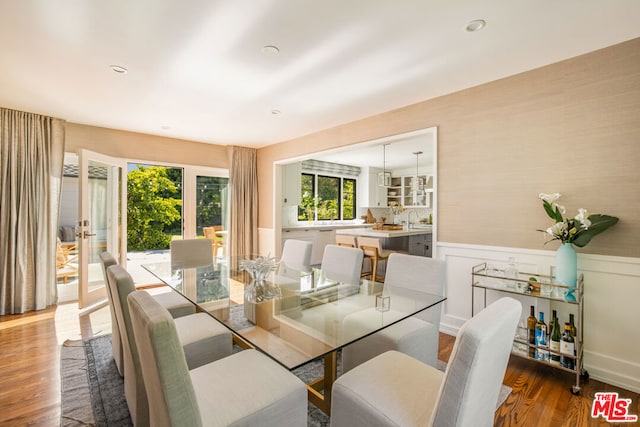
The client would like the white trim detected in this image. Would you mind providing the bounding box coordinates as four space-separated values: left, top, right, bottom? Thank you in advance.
435 241 640 393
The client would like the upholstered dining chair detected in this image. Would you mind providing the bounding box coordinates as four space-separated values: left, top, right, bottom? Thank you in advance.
99 253 196 319
127 290 308 427
321 244 364 285
331 297 522 427
342 253 446 372
106 265 233 426
280 238 313 272
358 236 392 282
170 238 214 269
98 252 124 376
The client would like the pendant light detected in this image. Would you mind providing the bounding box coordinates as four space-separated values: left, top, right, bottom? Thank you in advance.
378 144 391 187
412 151 423 194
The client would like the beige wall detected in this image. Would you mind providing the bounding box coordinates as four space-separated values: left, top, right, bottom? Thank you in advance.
258 38 640 258
65 123 229 169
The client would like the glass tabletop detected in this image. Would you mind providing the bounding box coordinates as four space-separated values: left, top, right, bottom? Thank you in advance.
142 258 446 370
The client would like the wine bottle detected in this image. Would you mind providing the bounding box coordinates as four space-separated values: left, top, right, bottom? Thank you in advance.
560 323 575 370
549 314 561 365
569 313 577 338
549 309 557 338
535 312 548 361
527 305 536 358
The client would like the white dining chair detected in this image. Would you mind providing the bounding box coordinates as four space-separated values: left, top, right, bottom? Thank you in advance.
320 244 364 285
280 239 313 272
106 265 233 426
127 290 307 427
342 253 446 372
331 297 522 427
170 238 214 269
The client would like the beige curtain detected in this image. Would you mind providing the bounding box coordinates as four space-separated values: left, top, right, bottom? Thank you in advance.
0 107 65 314
228 146 258 264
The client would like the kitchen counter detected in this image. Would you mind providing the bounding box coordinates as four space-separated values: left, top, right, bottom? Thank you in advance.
335 226 432 238
282 223 373 232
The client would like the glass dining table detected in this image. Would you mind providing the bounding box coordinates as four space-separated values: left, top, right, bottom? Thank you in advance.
142 257 446 414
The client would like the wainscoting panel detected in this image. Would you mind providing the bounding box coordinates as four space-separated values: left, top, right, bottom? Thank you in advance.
436 242 640 394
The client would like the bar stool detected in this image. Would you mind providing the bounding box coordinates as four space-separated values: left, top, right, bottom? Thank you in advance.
358 236 393 282
335 235 357 248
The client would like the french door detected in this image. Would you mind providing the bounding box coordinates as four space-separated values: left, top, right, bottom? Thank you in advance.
78 149 126 308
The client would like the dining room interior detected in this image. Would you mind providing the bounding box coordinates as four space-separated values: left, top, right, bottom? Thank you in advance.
1 2 639 426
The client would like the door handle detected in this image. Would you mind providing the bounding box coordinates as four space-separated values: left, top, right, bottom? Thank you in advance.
82 231 97 239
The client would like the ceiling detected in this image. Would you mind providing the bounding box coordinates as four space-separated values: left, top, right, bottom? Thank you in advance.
308 129 434 170
1 1 638 147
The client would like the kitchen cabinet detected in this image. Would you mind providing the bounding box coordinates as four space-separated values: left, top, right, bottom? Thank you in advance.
281 228 335 266
408 233 432 257
358 167 387 207
387 175 432 208
282 163 302 207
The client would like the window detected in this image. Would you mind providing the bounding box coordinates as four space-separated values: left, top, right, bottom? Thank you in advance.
317 175 339 220
298 173 315 221
298 173 356 221
342 178 356 220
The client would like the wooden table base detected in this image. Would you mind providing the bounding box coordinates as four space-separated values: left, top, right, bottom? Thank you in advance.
307 352 337 415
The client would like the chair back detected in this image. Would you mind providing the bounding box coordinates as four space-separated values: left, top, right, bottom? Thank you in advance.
105 264 149 426
99 252 124 375
357 236 382 257
127 290 202 427
335 235 357 248
384 253 445 325
321 244 364 285
170 238 214 269
432 297 521 427
281 239 313 272
203 226 225 256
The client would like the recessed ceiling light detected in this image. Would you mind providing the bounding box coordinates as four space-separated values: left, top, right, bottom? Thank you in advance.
465 19 486 32
160 125 171 130
271 109 281 115
109 65 128 74
261 45 280 55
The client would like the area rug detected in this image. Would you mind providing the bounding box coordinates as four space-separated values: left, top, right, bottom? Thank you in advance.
60 334 511 426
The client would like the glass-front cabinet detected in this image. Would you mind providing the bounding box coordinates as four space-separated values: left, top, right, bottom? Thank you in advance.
387 175 432 207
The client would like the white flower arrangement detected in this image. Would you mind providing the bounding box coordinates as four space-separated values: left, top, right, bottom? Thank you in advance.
537 193 618 247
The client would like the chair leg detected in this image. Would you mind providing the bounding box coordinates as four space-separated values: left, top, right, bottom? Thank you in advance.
371 256 379 282
361 256 372 279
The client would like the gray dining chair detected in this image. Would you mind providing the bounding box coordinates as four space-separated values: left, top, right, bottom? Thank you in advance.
170 238 214 269
321 244 364 285
98 252 124 376
106 264 233 426
342 253 446 372
99 251 200 377
127 290 307 427
331 297 521 427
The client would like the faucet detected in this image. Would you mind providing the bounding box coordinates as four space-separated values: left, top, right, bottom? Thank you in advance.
407 210 419 229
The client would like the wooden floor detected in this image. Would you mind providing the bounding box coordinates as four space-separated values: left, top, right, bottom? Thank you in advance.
1 299 638 426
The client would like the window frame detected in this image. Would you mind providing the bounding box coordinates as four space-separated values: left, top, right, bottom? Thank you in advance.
298 171 357 222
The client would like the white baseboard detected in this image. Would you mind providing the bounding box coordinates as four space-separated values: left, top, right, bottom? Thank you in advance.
584 350 640 394
436 241 640 394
